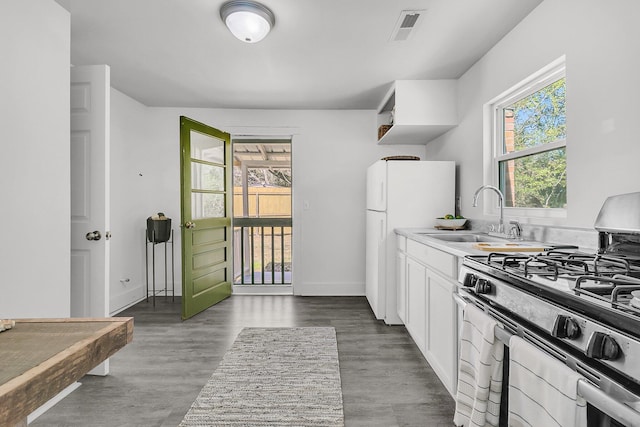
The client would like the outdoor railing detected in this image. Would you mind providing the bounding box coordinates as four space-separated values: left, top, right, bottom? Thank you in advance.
233 217 292 285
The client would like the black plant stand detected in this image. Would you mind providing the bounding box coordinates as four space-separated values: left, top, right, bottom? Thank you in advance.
145 228 175 306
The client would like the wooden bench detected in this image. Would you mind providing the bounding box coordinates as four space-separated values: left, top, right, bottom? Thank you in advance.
0 317 133 426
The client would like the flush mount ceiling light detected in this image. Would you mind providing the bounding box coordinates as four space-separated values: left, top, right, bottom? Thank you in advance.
220 0 275 43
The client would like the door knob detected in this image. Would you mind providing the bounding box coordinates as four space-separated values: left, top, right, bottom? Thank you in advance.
86 230 102 241
184 221 196 229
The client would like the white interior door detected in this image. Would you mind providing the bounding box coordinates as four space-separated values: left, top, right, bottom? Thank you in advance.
70 65 111 375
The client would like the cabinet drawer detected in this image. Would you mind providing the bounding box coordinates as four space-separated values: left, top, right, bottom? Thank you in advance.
426 246 456 278
396 235 407 252
407 239 429 263
406 239 456 279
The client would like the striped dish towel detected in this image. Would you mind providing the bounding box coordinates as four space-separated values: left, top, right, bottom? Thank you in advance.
508 336 587 427
453 304 504 427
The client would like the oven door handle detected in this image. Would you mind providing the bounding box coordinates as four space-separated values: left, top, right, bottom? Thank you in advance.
577 379 640 426
453 292 469 310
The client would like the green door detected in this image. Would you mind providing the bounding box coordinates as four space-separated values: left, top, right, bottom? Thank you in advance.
180 116 232 320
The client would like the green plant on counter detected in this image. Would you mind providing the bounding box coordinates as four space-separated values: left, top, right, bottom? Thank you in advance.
437 214 465 219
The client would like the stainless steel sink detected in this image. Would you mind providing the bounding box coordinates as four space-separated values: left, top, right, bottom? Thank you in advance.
417 233 506 243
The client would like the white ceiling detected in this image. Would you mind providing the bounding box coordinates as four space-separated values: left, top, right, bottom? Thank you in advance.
59 0 542 110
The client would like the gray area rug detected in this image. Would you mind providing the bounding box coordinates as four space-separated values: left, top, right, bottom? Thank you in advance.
179 327 344 426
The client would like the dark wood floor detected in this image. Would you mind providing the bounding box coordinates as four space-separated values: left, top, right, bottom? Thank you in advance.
32 296 455 427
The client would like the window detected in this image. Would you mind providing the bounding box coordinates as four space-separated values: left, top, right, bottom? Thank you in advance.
488 58 566 217
232 140 292 218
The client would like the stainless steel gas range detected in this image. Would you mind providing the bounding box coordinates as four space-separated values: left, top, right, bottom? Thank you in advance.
457 192 640 426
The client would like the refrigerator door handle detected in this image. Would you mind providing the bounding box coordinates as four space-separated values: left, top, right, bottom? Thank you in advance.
380 182 384 206
380 219 385 240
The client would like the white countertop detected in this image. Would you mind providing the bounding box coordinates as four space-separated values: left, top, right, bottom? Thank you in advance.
395 228 490 256
394 227 574 257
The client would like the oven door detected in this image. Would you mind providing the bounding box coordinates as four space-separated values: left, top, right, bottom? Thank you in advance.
454 289 640 427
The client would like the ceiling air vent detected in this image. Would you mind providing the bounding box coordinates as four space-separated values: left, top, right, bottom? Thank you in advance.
389 10 425 42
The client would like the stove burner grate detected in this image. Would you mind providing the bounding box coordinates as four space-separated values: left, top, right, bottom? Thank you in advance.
481 251 640 315
487 251 640 280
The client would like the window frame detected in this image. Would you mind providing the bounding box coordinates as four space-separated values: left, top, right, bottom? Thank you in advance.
483 56 567 221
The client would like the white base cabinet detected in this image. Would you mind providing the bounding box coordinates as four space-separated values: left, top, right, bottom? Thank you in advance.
406 257 427 352
426 268 458 395
396 236 408 323
396 251 407 322
400 237 459 397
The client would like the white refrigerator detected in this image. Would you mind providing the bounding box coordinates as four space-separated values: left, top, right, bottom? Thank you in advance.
365 160 455 325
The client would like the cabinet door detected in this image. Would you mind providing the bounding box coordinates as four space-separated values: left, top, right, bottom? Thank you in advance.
406 257 427 355
396 250 407 323
426 268 458 396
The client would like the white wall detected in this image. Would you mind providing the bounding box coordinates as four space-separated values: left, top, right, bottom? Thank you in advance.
0 0 71 317
109 106 424 302
110 89 154 313
426 0 640 230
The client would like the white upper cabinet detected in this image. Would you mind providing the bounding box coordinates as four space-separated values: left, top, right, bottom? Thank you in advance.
376 80 458 145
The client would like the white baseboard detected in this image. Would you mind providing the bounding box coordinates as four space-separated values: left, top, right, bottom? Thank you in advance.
27 382 81 423
232 284 293 295
110 285 145 315
88 360 109 376
110 296 146 316
110 282 364 302
294 282 364 296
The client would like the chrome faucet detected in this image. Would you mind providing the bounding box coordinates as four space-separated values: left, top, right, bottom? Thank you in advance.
509 220 522 240
472 185 505 234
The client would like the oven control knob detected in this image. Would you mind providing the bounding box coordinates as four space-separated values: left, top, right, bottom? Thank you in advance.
586 332 620 360
464 274 478 288
552 315 581 340
475 279 492 294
